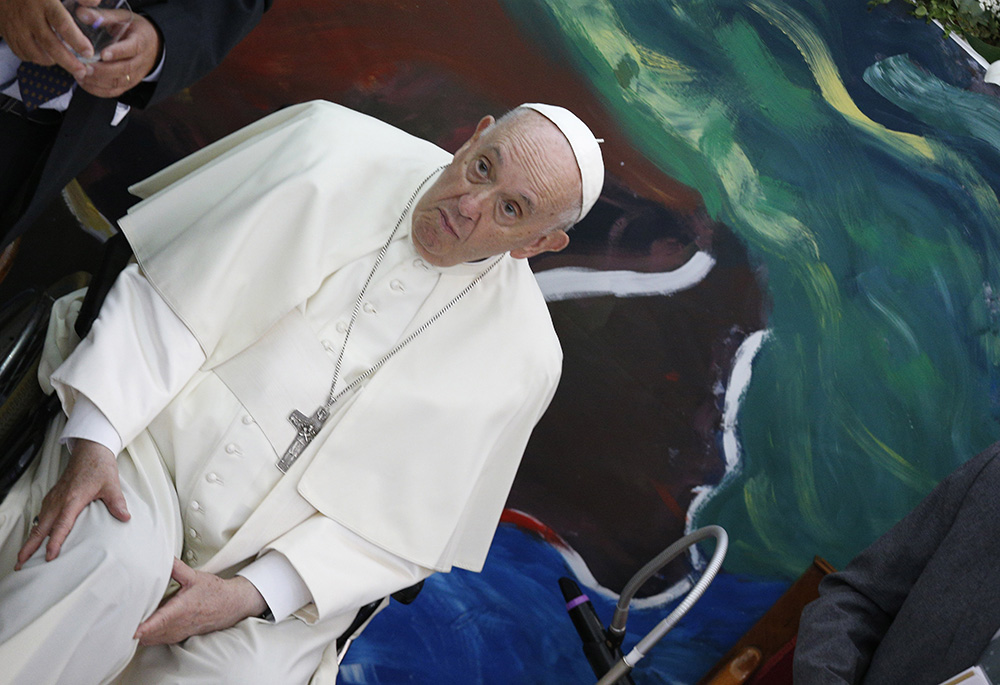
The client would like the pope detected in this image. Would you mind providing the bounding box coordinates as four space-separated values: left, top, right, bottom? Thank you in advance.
0 99 604 684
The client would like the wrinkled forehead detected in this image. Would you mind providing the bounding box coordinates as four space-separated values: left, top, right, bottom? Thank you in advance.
483 111 582 216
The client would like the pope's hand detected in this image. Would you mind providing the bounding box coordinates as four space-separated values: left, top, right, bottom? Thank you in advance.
15 438 129 569
76 13 161 99
134 558 268 645
0 0 93 79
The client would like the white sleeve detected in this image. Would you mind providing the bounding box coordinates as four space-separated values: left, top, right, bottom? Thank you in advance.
61 394 123 456
240 521 433 622
49 263 206 447
264 514 435 621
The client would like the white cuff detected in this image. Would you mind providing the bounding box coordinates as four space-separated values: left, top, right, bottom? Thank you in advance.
60 393 124 456
142 44 165 82
265 515 433 620
236 551 313 623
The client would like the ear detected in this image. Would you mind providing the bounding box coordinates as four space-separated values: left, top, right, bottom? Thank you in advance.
473 115 495 138
510 229 570 260
455 116 496 156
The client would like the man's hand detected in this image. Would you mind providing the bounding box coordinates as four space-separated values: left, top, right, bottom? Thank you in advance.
134 558 268 646
15 438 129 569
0 0 92 78
76 12 160 99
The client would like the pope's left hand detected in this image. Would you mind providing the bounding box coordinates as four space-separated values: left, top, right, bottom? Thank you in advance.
134 558 268 646
76 13 161 99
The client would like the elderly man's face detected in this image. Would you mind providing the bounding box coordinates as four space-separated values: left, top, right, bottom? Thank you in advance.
410 111 579 267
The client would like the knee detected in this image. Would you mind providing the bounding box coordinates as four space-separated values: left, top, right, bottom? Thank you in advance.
0 507 170 674
97 519 172 603
43 499 173 611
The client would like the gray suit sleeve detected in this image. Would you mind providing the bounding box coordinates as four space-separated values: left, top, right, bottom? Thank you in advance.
793 443 1000 683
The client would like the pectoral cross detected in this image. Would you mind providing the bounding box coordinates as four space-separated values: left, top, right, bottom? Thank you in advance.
277 406 330 472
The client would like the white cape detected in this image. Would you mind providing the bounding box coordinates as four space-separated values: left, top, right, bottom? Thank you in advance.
116 101 563 575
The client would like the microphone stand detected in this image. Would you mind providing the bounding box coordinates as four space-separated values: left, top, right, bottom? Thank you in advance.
561 525 728 684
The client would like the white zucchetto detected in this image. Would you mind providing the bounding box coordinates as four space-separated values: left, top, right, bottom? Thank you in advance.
519 103 604 223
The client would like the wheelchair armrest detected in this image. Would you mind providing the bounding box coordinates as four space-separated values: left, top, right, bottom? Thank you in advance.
390 580 424 605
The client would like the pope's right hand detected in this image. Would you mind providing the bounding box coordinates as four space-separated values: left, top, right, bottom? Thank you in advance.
0 0 94 79
15 438 130 570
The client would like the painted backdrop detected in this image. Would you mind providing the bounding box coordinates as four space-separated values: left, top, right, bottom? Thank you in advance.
65 0 1000 681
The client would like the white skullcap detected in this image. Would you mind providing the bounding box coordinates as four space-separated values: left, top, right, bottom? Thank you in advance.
519 103 604 223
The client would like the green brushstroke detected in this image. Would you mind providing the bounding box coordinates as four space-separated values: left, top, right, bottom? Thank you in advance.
505 0 1000 578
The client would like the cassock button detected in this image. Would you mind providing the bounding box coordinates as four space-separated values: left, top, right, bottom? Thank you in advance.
335 321 348 334
188 528 198 539
190 501 201 511
206 472 221 484
390 279 405 293
362 302 377 314
322 340 335 353
225 443 241 455
413 258 431 270
241 415 254 425
184 549 196 562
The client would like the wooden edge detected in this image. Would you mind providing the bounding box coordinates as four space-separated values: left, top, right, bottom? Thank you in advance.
696 556 836 685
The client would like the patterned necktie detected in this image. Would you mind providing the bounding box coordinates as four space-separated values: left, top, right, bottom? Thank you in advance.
16 61 76 111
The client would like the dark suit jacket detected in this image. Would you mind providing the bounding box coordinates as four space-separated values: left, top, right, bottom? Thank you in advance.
794 441 1000 683
2 0 271 243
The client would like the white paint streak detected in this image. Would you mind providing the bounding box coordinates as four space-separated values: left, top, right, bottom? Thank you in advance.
868 294 920 354
513 330 770 608
687 330 770 567
535 251 716 302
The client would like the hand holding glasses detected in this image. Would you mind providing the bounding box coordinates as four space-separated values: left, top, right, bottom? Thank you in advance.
58 0 133 64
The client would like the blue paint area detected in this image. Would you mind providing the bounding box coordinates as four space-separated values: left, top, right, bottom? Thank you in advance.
340 525 787 684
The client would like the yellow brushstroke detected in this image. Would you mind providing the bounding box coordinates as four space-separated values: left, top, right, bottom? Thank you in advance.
787 440 836 536
744 473 824 576
863 425 928 484
548 0 842 324
743 474 779 550
749 0 934 161
635 44 696 81
839 413 937 492
801 261 842 332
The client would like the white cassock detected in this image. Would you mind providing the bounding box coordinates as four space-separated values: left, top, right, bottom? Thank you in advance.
0 101 563 683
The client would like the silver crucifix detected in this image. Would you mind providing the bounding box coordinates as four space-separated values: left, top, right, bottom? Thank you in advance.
277 406 330 472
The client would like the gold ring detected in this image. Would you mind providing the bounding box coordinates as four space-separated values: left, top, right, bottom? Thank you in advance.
31 516 39 527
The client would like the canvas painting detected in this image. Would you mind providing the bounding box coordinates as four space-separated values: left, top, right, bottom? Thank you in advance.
51 0 1000 680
